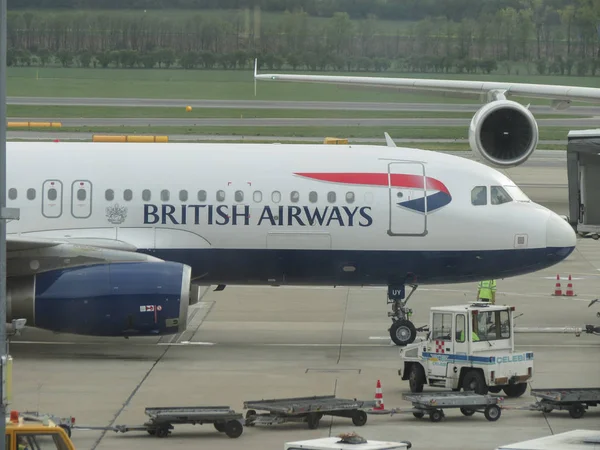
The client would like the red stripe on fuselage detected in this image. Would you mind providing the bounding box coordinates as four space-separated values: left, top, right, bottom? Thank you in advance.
294 173 450 195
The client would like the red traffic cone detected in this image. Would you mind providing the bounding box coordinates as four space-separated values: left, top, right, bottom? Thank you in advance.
373 380 385 410
553 274 562 296
565 275 575 296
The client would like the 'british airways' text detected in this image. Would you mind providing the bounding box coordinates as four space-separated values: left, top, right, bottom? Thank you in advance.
143 204 373 227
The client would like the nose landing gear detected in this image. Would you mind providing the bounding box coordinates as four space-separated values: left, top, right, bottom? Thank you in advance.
388 284 419 346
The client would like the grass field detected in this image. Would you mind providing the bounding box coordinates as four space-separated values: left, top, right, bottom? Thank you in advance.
9 67 600 106
5 105 582 119
8 125 582 141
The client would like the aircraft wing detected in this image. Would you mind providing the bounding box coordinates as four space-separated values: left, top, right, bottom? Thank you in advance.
7 235 162 277
254 64 600 104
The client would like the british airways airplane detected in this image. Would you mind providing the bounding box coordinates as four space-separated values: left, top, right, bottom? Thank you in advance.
5 139 575 345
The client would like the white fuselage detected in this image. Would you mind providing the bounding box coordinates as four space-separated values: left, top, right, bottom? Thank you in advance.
6 142 575 286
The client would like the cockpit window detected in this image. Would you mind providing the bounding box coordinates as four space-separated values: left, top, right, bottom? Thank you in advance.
504 185 530 202
471 186 487 206
491 186 512 205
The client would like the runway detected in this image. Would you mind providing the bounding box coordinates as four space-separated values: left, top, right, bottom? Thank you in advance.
6 96 600 115
6 130 569 146
8 116 600 127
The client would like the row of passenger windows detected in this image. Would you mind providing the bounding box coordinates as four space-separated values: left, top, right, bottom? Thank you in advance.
470 185 530 206
8 187 364 204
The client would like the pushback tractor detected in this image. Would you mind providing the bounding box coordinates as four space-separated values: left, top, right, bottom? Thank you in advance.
398 303 534 397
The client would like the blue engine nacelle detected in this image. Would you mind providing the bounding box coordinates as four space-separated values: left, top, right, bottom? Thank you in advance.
7 261 191 337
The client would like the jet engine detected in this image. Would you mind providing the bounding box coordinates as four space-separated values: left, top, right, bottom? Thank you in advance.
6 261 191 337
468 100 539 168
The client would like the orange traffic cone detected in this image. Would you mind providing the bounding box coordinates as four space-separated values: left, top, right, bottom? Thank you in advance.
373 380 385 410
565 275 575 296
553 274 562 296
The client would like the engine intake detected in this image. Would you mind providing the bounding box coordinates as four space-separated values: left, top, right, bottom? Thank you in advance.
7 261 191 337
469 100 539 168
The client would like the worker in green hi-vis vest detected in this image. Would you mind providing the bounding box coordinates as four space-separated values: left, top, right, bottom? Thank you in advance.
477 280 496 304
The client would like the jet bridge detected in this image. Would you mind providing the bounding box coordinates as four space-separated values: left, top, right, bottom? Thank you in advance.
567 129 600 238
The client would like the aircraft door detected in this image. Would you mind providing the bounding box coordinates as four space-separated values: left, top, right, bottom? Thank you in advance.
42 180 63 218
387 162 427 236
71 180 93 219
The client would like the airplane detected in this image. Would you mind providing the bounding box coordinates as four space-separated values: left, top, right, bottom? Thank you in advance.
4 140 575 346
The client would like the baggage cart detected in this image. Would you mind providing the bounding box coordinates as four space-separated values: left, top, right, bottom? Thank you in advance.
528 388 600 418
74 406 244 438
243 395 375 429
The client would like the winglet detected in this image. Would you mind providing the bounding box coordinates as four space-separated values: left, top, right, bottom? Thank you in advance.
254 58 258 78
384 132 397 148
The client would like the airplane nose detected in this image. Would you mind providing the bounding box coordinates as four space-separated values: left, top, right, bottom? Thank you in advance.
546 213 576 249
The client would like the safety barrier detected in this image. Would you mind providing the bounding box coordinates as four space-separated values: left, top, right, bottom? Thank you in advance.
323 137 349 145
7 122 62 128
92 135 169 143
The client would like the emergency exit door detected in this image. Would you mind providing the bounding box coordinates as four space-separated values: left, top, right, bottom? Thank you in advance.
42 180 63 218
387 161 428 236
71 180 93 219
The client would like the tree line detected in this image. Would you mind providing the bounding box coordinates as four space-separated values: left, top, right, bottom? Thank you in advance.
6 0 600 76
8 0 570 23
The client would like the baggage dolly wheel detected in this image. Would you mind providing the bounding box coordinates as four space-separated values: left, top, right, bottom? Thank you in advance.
429 410 443 422
351 410 368 426
484 405 501 422
214 422 226 433
224 420 243 438
460 408 475 416
155 426 170 438
306 413 321 430
569 403 585 419
412 411 425 419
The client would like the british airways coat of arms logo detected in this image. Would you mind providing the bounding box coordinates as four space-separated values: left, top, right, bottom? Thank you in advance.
106 203 127 225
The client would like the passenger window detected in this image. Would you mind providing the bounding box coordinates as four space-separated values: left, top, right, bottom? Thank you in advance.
346 192 355 203
161 190 170 201
471 186 487 206
272 191 281 203
142 189 151 201
77 189 86 201
105 189 114 201
290 191 299 203
235 190 244 202
179 190 188 202
309 191 318 203
217 190 225 202
8 188 17 200
123 189 133 201
27 188 36 200
253 191 262 203
48 188 57 201
197 190 207 202
327 191 336 203
456 314 466 343
432 313 452 341
491 186 512 205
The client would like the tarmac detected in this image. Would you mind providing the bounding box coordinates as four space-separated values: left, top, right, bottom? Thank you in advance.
7 116 600 127
6 148 600 450
5 97 600 115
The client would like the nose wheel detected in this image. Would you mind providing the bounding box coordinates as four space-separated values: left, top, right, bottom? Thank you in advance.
388 284 419 346
390 319 417 346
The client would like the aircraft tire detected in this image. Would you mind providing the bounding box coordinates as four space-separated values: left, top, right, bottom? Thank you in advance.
390 319 417 346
